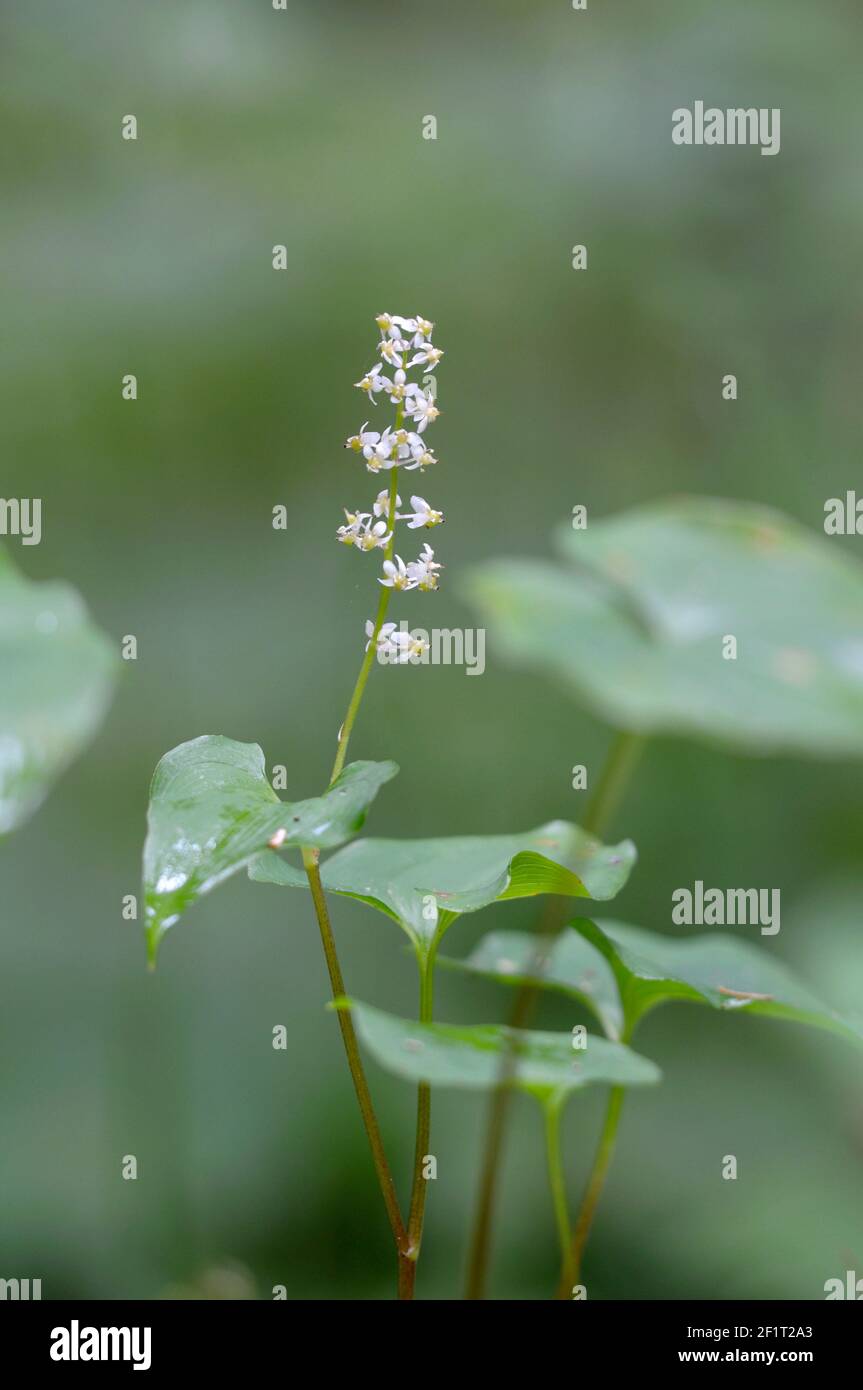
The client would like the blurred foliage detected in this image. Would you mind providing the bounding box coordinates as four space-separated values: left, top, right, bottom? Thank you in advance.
1 0 862 1299
0 549 116 835
337 997 660 1100
467 497 863 755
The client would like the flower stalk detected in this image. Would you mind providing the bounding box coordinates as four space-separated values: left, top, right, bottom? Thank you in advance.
544 1098 572 1278
301 846 406 1253
555 1080 627 1298
464 731 645 1299
303 313 445 1297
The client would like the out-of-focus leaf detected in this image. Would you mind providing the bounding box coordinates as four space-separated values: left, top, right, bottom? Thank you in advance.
442 918 863 1049
574 918 863 1045
250 822 636 958
334 997 660 1105
439 927 623 1040
0 549 118 836
464 498 863 757
143 736 397 964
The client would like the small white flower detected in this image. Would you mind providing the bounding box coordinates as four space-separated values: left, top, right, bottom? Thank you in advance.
395 316 435 348
363 427 397 472
407 543 443 591
399 496 444 529
387 637 414 664
408 344 444 369
383 368 413 406
378 337 405 369
375 312 402 340
355 369 387 404
354 519 391 551
388 630 429 663
373 488 401 517
345 422 380 453
394 431 437 471
365 619 399 653
336 509 371 544
379 555 417 591
406 390 440 432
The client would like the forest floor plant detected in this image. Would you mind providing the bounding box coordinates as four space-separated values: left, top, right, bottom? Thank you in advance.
464 729 645 1299
307 311 445 1298
458 495 863 1297
141 320 863 1302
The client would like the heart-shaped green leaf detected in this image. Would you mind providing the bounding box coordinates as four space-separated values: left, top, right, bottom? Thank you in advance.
574 918 863 1045
0 549 118 836
334 997 660 1106
444 919 863 1049
439 928 624 1040
250 822 636 958
143 736 397 964
464 498 863 757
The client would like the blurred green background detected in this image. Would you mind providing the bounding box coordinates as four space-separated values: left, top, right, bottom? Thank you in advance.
2 0 862 1299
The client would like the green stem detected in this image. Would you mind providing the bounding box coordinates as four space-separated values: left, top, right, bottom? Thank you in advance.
463 974 535 1301
400 942 437 1300
555 1082 627 1299
301 848 408 1268
581 731 645 839
463 731 645 1300
544 1099 571 1275
300 400 409 1292
329 421 402 786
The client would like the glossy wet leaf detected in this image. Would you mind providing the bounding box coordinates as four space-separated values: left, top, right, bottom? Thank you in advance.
0 549 118 836
464 498 863 757
143 736 397 963
573 918 863 1045
250 821 636 957
439 927 624 1040
334 997 660 1105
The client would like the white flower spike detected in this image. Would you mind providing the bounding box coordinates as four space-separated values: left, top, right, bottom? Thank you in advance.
340 313 443 638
